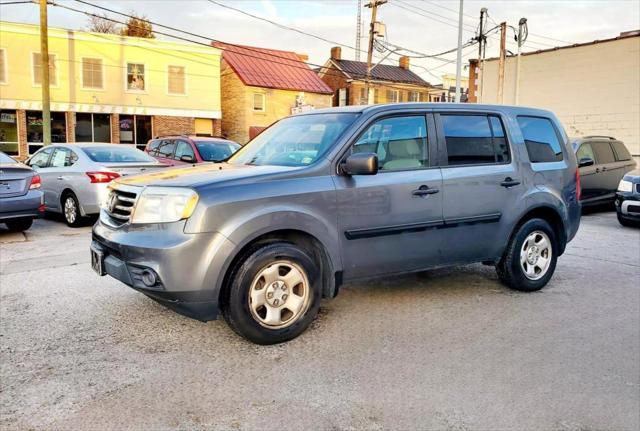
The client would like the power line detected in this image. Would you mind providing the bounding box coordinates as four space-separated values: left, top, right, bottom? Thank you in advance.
0 0 33 4
390 0 476 33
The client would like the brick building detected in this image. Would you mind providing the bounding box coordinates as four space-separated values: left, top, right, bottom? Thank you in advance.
0 21 222 159
317 46 435 106
214 43 333 144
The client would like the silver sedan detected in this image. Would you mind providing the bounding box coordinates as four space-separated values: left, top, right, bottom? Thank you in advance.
26 143 166 226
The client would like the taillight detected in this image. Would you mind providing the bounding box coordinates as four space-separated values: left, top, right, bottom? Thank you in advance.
29 174 41 189
86 171 120 184
575 168 582 201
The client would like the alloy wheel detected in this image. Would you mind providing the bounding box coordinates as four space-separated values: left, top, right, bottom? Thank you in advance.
64 196 77 224
520 230 552 280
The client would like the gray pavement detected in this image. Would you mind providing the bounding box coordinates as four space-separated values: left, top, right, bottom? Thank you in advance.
1 213 639 430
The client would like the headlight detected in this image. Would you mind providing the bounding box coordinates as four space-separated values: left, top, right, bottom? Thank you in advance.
618 179 633 192
130 187 199 224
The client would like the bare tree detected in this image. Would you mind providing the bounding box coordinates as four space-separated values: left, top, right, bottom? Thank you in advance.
87 13 118 34
120 13 155 39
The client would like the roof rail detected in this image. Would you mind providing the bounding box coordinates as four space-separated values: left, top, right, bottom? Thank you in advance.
153 134 191 139
583 135 616 140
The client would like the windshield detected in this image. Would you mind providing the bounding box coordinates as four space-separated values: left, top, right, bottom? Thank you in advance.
196 141 240 162
228 113 359 167
0 152 16 163
82 146 157 163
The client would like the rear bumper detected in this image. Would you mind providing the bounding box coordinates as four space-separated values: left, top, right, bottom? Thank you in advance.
91 216 235 321
0 190 44 221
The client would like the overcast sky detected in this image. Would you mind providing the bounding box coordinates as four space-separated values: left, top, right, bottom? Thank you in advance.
1 0 639 84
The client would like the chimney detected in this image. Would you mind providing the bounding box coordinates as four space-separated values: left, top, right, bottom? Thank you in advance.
331 46 342 60
399 56 410 70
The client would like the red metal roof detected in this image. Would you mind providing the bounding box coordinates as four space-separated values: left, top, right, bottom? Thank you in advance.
214 43 333 94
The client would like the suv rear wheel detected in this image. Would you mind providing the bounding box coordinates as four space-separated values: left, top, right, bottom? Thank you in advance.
497 218 558 292
221 242 321 345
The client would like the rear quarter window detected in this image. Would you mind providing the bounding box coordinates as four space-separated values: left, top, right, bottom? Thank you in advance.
517 116 564 163
612 141 632 161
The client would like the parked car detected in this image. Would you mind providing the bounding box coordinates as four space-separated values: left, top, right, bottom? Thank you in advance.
145 135 240 166
573 136 636 206
615 169 640 227
0 151 44 232
26 143 166 227
91 103 582 344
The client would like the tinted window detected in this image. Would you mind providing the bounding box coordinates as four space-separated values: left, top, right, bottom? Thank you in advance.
576 143 595 162
353 116 428 171
489 116 510 163
593 142 615 164
156 140 176 158
442 115 501 165
50 148 76 167
29 147 53 168
612 141 632 161
517 116 563 163
196 141 240 162
81 146 156 163
174 141 195 161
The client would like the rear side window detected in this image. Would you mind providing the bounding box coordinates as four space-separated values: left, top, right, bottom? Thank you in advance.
612 141 632 161
517 116 563 163
147 140 161 156
156 140 176 158
592 142 615 164
50 148 77 167
441 114 510 166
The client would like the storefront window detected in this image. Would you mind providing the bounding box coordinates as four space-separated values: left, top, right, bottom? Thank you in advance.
75 113 111 143
26 110 67 154
119 115 151 150
0 110 19 155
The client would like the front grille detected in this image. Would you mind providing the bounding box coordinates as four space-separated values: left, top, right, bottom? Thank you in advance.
105 186 138 225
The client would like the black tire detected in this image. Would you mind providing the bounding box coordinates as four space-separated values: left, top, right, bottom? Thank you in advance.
5 218 33 232
61 192 83 227
617 212 638 228
496 218 558 292
221 242 321 345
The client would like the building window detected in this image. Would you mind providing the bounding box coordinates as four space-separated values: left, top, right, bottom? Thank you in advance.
0 49 6 84
408 91 420 102
126 63 145 91
26 111 67 154
359 87 367 105
32 52 57 86
82 58 103 89
338 88 347 107
386 89 399 103
168 65 186 95
0 110 19 155
75 113 111 143
253 93 265 112
119 115 152 150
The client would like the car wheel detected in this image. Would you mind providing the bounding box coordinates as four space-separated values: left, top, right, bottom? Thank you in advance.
496 218 558 292
221 242 321 345
5 218 33 232
62 192 83 227
617 212 638 228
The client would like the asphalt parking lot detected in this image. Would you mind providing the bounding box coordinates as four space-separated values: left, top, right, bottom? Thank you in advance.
1 212 639 430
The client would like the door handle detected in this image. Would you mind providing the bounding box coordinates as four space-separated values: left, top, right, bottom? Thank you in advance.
56 176 67 180
595 168 600 173
601 166 607 172
500 177 521 188
412 185 439 197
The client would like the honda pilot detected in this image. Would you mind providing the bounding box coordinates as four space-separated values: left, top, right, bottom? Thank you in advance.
91 103 582 344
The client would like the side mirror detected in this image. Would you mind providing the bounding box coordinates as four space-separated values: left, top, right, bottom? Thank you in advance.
342 153 378 176
180 154 196 163
578 157 594 168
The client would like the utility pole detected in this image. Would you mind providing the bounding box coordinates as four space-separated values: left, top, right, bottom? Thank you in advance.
364 0 385 104
477 7 487 103
39 0 51 145
497 21 507 104
355 0 362 62
514 17 527 105
454 0 464 103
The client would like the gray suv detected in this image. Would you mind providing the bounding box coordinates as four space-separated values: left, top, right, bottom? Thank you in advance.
91 103 581 344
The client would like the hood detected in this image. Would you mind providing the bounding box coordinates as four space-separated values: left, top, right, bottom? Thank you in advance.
115 162 298 188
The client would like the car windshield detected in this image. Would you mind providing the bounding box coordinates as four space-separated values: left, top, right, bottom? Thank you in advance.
228 113 359 167
0 152 16 163
196 141 240 162
82 146 156 163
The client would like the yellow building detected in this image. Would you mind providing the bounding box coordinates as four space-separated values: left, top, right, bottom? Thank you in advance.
0 21 221 158
216 43 333 144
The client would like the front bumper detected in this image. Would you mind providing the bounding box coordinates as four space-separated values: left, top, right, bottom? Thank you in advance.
92 214 235 321
0 190 44 221
615 192 640 220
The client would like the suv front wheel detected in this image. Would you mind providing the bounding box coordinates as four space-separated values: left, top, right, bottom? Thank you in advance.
497 218 558 292
221 242 321 345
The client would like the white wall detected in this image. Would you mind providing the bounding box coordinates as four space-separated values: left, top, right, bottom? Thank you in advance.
479 36 640 156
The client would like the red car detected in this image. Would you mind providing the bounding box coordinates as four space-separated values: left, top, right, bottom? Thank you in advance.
145 135 240 166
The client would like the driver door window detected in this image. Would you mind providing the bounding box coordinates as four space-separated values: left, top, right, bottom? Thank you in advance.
352 116 428 171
